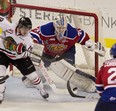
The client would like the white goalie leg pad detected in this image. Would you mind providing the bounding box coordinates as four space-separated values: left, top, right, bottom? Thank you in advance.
50 60 96 93
69 72 96 92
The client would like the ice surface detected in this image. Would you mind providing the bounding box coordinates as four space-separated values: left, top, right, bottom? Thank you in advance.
0 76 98 111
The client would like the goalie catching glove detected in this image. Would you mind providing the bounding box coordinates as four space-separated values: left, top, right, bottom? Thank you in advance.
84 39 106 57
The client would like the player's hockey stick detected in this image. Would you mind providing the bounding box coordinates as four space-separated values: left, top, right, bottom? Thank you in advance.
31 52 94 83
31 57 96 83
31 57 70 95
31 57 96 96
39 60 58 93
0 75 9 83
30 57 58 93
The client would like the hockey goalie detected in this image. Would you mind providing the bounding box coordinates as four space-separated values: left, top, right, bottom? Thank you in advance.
22 14 105 95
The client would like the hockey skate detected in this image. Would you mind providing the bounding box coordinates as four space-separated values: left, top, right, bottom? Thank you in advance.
22 76 49 99
39 89 49 99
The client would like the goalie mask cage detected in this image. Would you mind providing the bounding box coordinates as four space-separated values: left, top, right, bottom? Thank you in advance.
9 3 103 77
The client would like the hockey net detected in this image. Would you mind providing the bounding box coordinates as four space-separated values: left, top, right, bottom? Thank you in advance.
9 3 105 78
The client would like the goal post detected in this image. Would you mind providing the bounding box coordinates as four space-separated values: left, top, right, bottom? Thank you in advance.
9 3 103 77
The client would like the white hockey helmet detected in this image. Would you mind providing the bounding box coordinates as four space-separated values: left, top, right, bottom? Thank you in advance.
53 14 67 41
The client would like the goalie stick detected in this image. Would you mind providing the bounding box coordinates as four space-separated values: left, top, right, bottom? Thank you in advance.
66 67 96 98
67 80 99 99
50 59 96 96
0 36 96 95
76 69 96 82
31 57 96 96
67 80 85 98
31 57 96 82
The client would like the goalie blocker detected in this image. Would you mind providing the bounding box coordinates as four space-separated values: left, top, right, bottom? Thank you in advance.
84 39 106 57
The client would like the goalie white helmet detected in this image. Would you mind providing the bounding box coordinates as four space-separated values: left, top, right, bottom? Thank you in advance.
53 14 67 42
110 43 116 58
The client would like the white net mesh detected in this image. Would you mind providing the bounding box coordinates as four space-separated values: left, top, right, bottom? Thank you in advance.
10 4 105 78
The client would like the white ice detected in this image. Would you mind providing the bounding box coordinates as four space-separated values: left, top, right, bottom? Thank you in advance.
0 75 98 111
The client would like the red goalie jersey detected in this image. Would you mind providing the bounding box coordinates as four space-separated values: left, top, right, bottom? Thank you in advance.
30 22 90 57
